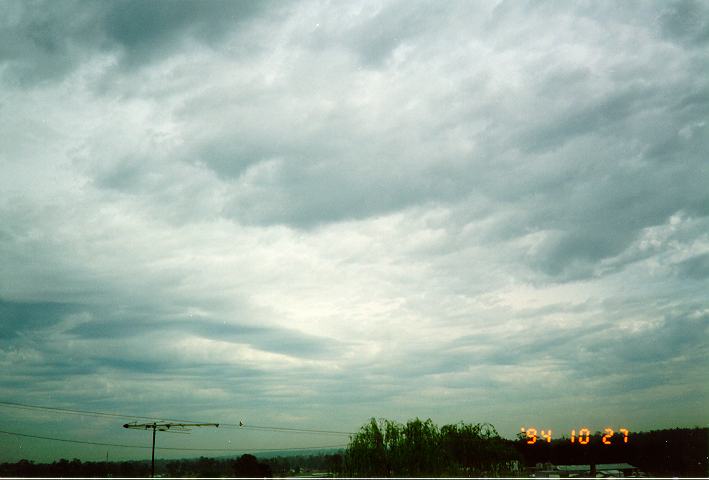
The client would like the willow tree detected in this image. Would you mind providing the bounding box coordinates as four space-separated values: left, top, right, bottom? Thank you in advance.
344 418 518 477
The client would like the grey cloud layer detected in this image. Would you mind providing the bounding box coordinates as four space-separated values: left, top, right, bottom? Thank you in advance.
65 0 708 277
0 0 270 83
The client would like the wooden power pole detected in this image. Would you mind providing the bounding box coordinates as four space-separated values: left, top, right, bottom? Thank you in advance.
123 421 219 477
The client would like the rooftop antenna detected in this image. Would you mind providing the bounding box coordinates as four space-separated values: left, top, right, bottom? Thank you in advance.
123 421 219 477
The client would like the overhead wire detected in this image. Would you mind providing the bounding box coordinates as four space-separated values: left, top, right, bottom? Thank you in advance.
0 400 206 424
233 423 353 436
0 400 355 437
0 428 347 453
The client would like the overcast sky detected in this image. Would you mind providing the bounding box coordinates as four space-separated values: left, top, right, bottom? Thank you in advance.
1 0 708 462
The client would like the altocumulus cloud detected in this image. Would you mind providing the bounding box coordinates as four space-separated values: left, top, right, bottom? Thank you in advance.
0 0 708 460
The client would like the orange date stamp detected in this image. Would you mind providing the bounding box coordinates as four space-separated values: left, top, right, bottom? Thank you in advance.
520 427 630 445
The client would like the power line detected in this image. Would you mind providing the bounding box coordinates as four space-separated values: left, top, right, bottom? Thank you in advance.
0 428 154 450
0 400 199 423
231 423 353 436
0 400 354 436
0 429 347 453
123 423 219 477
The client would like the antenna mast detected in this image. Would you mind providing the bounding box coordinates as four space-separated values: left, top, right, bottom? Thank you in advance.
123 422 219 477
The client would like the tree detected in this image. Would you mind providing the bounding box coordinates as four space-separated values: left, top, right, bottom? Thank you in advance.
399 418 441 476
343 418 389 476
344 417 518 477
232 454 272 477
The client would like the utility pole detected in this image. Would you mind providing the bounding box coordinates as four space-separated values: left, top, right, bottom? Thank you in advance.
123 422 219 477
151 424 156 478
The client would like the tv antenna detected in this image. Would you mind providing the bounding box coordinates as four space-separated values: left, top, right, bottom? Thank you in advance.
123 421 219 477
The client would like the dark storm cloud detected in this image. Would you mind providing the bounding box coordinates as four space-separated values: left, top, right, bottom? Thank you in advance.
0 291 343 422
660 0 709 45
102 0 269 67
70 316 339 359
0 298 78 339
0 1 103 83
0 298 338 360
0 0 269 83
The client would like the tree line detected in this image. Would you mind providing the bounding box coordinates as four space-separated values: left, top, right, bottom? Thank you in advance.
0 453 330 477
1 424 705 477
340 420 707 477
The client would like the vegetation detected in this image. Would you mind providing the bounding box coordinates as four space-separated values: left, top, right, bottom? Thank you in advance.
342 418 519 476
1 426 705 477
0 453 302 477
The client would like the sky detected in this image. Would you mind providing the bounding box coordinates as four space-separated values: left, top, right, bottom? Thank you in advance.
1 0 708 463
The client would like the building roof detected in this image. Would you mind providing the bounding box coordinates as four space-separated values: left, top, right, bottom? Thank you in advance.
597 463 638 470
554 463 638 472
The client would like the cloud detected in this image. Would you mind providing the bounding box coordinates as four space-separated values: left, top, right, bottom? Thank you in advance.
102 1 267 65
659 0 709 45
0 299 78 339
676 252 709 279
1 0 708 462
0 0 271 84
